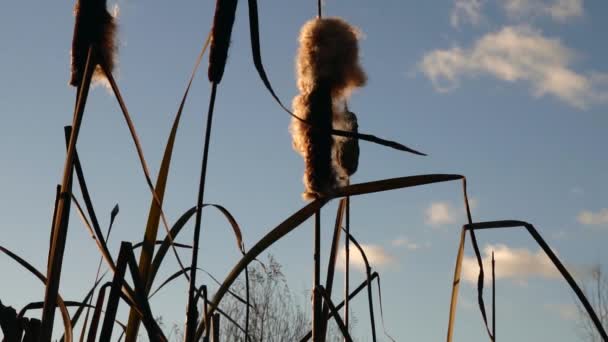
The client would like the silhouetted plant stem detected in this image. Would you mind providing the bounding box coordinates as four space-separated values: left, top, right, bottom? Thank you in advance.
344 194 351 340
40 46 95 342
492 251 496 342
186 82 218 341
313 209 322 341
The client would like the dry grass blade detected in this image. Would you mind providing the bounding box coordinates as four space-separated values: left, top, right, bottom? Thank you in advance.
373 274 396 342
343 227 377 342
333 174 463 198
187 76 220 339
245 0 425 156
198 198 329 340
86 283 110 342
132 240 191 250
127 31 211 340
99 61 190 298
320 198 346 337
461 178 493 341
42 46 96 341
465 220 608 341
18 302 94 318
58 272 107 342
147 207 197 293
317 286 353 342
47 185 61 267
0 245 74 342
100 242 166 342
446 227 466 342
202 174 463 339
300 272 380 342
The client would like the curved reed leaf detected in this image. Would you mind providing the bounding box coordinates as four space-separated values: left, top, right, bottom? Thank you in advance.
246 0 426 156
99 61 190 300
86 283 109 342
42 46 96 341
316 286 353 342
342 227 377 342
463 220 608 341
57 273 106 342
18 301 94 318
446 227 466 342
0 245 74 342
200 174 463 339
147 206 197 293
300 272 379 342
320 198 346 337
127 31 211 340
132 240 191 250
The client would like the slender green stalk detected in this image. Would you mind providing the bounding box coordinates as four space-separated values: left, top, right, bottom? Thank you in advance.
312 209 322 341
40 46 95 342
344 194 350 340
186 82 219 341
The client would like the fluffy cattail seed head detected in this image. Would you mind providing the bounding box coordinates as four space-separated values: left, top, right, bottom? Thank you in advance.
70 0 117 87
208 0 238 84
333 107 359 186
296 17 367 98
290 82 335 200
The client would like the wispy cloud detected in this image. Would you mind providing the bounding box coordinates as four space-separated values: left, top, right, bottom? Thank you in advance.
503 0 583 21
391 236 422 250
462 244 561 284
424 198 477 227
338 244 395 272
545 303 579 321
577 208 608 226
451 0 485 28
425 201 457 226
419 26 608 109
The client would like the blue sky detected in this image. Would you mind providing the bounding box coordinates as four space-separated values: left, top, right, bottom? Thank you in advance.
1 0 607 340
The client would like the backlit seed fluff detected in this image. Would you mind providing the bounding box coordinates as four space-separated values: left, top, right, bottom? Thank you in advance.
70 0 117 87
295 17 367 98
332 107 359 187
291 17 366 200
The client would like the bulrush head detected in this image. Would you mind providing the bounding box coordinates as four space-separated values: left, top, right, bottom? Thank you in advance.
70 0 117 87
291 17 367 200
208 0 238 84
291 82 335 200
332 106 359 186
296 17 367 99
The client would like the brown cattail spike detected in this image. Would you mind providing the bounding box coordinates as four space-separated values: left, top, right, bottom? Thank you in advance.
333 107 359 186
70 0 117 87
291 17 366 200
291 82 335 200
208 0 238 84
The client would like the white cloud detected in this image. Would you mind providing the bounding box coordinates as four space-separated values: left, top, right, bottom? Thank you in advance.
337 244 395 272
391 236 421 250
461 244 560 284
420 26 608 109
545 303 578 321
425 202 457 226
451 0 485 28
503 0 583 21
577 208 608 225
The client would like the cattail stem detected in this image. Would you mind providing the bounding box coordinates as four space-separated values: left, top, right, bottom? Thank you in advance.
317 0 322 18
344 194 350 340
313 209 322 341
186 82 218 341
40 46 95 342
492 251 496 342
